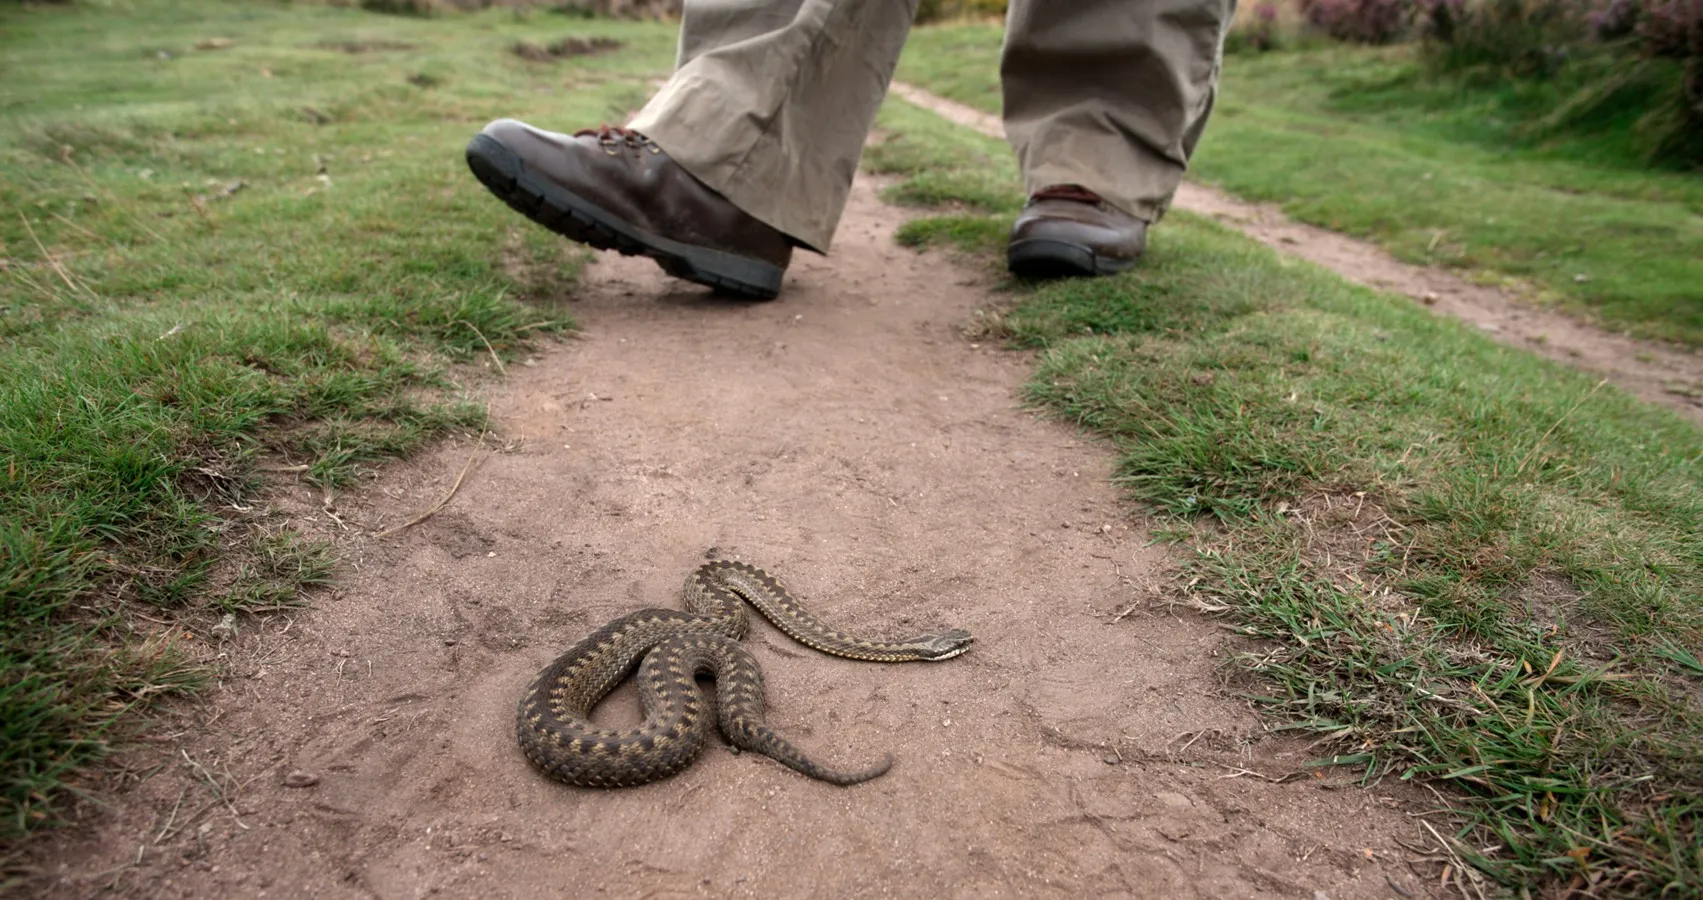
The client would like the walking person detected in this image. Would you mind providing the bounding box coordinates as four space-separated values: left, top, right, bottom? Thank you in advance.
465 0 1236 299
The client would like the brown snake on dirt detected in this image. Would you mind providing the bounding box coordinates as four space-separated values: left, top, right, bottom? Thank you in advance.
516 560 974 787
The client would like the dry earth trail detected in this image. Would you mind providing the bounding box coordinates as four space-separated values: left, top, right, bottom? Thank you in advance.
32 176 1441 899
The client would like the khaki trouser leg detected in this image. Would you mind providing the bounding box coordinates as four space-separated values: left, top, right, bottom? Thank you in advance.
1001 0 1236 223
628 0 919 252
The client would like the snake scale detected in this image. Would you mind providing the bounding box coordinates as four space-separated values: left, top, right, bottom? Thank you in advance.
516 559 973 788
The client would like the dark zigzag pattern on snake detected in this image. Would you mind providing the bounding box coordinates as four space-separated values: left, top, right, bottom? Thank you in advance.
516 560 973 787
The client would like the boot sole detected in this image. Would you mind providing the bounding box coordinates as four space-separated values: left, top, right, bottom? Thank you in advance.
464 133 783 300
1007 239 1137 279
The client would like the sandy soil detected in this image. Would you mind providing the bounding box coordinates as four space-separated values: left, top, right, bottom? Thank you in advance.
29 176 1442 899
888 82 1703 427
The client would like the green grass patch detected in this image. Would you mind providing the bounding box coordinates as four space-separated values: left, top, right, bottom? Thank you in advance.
895 26 1703 347
0 0 677 850
870 94 1703 896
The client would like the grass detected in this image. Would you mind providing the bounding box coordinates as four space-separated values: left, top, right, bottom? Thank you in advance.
894 26 1703 347
866 97 1703 896
0 0 677 854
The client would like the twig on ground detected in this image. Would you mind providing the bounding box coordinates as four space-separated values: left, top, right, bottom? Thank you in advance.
1174 729 1209 754
1108 600 1142 623
1217 764 1297 782
375 449 486 539
152 786 189 845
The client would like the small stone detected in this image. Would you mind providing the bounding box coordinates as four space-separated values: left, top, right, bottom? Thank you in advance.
1421 292 1439 305
1154 791 1193 809
443 638 458 646
1100 524 1113 534
1102 754 1118 765
211 612 238 638
1190 372 1215 386
282 771 319 788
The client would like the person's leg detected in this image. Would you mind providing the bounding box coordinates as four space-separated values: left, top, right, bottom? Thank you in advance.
999 0 1236 277
633 0 917 252
465 0 917 299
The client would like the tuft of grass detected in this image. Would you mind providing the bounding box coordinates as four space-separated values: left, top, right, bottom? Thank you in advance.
216 530 337 614
0 0 679 850
895 26 1703 347
865 109 1023 215
870 93 1703 896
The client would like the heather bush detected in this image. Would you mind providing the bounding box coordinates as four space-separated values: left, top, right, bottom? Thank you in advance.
1225 1 1288 52
1299 0 1413 42
1640 0 1703 57
1417 0 1588 76
1605 0 1703 162
1416 0 1703 165
1588 0 1641 38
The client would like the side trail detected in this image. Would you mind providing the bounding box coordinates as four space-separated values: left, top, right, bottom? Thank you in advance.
890 82 1703 426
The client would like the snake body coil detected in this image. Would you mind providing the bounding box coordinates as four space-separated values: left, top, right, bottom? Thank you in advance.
517 560 973 788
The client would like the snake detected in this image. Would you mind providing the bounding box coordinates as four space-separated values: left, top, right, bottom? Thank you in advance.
516 559 973 788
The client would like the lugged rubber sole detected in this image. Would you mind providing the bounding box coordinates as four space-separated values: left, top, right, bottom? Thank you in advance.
464 133 784 300
1007 238 1138 279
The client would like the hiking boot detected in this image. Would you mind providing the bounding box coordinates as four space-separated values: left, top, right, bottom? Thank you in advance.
1007 184 1148 279
465 119 792 300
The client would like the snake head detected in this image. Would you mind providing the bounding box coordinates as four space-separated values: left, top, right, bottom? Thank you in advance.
917 628 973 660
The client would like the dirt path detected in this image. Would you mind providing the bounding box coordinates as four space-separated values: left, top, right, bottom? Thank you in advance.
34 176 1437 899
888 82 1703 427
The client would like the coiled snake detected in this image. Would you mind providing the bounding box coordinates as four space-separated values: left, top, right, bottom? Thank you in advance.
517 560 973 787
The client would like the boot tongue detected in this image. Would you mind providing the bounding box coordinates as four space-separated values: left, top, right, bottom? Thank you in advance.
1031 184 1106 205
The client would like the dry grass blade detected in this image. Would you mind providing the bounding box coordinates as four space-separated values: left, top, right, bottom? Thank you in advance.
458 319 507 376
374 448 486 539
1420 820 1488 900
17 212 93 299
56 145 165 242
1513 378 1608 478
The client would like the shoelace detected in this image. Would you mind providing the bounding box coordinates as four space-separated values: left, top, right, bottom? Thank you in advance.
574 124 662 155
1030 183 1107 206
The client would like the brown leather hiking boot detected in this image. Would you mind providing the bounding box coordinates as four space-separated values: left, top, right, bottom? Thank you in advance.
1007 184 1148 279
465 119 792 299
